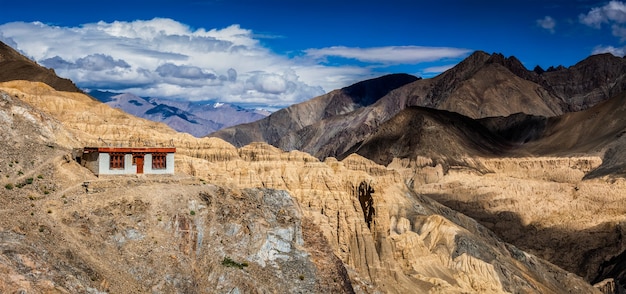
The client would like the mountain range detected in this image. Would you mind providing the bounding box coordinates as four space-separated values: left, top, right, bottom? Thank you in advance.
89 90 269 137
210 51 626 172
2 38 626 293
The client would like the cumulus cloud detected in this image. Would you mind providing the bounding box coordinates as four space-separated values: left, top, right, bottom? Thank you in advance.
579 1 626 28
579 2 626 56
536 16 556 33
42 54 130 71
592 45 626 56
156 63 216 80
0 18 469 108
305 46 470 64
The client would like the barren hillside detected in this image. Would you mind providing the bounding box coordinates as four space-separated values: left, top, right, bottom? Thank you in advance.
0 42 81 93
211 51 626 162
2 40 624 292
0 81 603 293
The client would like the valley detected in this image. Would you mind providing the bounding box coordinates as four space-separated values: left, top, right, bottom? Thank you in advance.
1 40 626 293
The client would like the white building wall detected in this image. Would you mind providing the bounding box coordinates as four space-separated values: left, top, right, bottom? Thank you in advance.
95 152 175 175
143 153 175 174
98 153 134 175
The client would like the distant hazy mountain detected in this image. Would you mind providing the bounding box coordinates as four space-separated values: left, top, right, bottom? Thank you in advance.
89 90 269 137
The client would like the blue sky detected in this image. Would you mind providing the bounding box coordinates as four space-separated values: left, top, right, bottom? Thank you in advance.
1 0 625 110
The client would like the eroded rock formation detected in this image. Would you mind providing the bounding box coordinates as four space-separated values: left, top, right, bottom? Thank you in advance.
0 80 609 293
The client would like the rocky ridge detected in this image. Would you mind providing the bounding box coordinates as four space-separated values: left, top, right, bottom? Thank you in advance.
211 51 626 161
0 81 603 293
0 41 81 93
2 41 623 293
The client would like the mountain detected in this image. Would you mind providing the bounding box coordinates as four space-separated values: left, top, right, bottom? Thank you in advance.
208 50 626 292
519 90 626 178
211 51 626 162
209 73 419 148
89 90 268 137
346 106 515 167
350 88 626 176
539 53 626 112
0 82 601 293
0 41 607 292
0 41 81 93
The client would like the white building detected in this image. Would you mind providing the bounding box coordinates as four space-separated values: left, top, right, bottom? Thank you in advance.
81 147 175 176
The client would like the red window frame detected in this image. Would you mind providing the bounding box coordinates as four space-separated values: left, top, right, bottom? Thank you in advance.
110 153 125 169
152 153 167 169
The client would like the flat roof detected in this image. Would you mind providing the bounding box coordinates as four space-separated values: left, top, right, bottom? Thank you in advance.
83 147 176 153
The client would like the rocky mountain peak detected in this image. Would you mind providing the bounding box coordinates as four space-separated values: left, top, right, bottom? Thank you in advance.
341 73 420 106
438 50 491 79
0 41 81 93
486 53 529 75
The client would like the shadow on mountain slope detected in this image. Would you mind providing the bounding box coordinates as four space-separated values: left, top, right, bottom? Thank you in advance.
424 194 626 289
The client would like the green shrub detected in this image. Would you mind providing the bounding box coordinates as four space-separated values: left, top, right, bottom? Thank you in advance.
37 175 43 179
221 257 248 269
25 178 33 184
190 210 196 216
5 183 13 190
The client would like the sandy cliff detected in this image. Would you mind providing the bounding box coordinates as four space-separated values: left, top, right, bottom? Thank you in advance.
0 81 605 293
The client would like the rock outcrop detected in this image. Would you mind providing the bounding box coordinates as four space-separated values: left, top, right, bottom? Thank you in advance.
210 51 626 162
210 73 419 150
0 81 602 293
0 41 81 93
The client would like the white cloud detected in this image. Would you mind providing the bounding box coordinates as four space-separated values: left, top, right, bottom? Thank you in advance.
580 1 626 28
612 23 626 41
0 18 469 108
536 16 556 33
305 46 470 64
579 2 626 56
42 54 130 71
422 64 455 74
592 45 626 56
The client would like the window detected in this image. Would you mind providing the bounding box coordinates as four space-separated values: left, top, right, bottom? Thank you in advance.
152 153 167 169
110 153 125 169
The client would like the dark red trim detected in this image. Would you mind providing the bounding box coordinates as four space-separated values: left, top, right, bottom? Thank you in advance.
83 147 176 153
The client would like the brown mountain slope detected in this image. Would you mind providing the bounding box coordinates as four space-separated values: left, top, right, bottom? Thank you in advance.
0 81 603 293
211 73 418 148
0 42 616 292
519 91 626 178
0 41 81 93
348 88 626 178
393 51 564 119
540 53 626 112
345 106 515 167
350 89 626 286
211 51 626 162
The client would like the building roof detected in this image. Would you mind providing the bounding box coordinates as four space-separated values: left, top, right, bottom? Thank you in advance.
83 147 176 153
